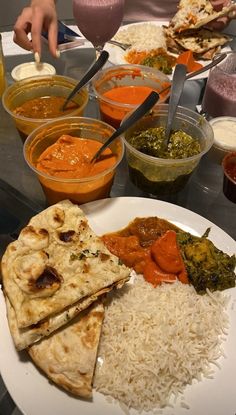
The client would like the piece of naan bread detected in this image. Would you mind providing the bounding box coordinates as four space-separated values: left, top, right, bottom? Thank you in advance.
5 283 114 350
1 200 130 328
165 27 231 58
169 0 235 33
28 301 104 398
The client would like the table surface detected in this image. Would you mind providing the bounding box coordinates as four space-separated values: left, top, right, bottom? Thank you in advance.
0 32 236 415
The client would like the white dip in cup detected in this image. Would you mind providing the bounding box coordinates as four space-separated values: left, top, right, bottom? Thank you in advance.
209 117 236 164
11 62 56 81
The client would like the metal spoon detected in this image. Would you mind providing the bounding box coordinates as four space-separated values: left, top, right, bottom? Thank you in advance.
91 91 159 163
163 63 187 148
62 50 109 111
64 34 131 51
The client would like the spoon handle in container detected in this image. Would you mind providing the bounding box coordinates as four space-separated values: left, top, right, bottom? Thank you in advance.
164 64 187 146
91 91 159 163
62 50 109 111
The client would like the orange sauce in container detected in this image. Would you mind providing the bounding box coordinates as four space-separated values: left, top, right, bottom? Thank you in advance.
34 134 118 205
99 84 169 128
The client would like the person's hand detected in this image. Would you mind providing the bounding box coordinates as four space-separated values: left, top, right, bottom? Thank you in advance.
208 0 236 30
13 0 58 59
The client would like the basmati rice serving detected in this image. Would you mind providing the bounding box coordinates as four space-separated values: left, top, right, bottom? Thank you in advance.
113 23 167 52
94 276 229 412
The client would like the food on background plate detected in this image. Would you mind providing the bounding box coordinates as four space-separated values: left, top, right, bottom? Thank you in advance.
28 301 104 398
1 199 130 332
168 0 235 33
176 50 203 72
165 27 231 60
113 22 177 70
110 6 232 75
165 0 233 59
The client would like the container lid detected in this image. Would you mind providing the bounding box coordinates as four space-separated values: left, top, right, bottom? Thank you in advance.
11 62 56 81
209 116 236 152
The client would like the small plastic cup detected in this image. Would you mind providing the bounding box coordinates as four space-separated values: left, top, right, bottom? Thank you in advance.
2 74 89 142
92 64 170 128
122 104 214 196
23 116 124 205
208 117 236 164
11 62 56 81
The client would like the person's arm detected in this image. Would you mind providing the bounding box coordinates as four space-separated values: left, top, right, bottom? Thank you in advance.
209 0 236 30
13 0 59 59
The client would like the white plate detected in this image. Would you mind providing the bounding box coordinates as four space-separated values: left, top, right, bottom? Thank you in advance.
104 21 231 80
0 197 236 415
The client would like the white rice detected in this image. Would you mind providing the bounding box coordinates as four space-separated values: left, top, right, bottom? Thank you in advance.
94 277 229 412
113 23 167 52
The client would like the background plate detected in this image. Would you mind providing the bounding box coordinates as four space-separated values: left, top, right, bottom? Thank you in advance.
0 197 236 415
104 21 231 80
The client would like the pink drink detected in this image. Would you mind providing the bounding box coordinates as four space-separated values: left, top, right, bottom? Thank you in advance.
72 0 124 47
202 55 236 118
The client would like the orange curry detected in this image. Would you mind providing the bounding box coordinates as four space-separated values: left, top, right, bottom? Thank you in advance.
36 134 117 179
100 84 170 128
13 96 79 119
102 217 188 287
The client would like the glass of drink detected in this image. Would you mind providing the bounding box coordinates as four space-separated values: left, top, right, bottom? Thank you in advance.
72 0 124 54
202 52 236 118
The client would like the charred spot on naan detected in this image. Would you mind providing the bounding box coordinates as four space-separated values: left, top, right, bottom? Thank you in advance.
45 206 65 229
14 252 62 297
19 226 49 250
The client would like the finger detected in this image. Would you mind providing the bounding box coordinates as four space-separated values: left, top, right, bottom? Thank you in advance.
13 29 32 51
210 0 231 12
229 9 236 19
30 11 45 58
13 12 33 51
207 16 229 30
47 20 59 58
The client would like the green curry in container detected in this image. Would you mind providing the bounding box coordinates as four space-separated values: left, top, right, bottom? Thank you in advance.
123 105 214 196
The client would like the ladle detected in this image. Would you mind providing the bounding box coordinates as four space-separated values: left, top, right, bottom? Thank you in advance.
62 50 109 111
91 91 159 163
163 63 187 148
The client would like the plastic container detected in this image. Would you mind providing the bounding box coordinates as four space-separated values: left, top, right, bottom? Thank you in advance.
23 116 124 205
11 62 56 81
2 75 89 142
208 116 236 164
222 151 236 203
122 104 214 196
92 64 170 128
0 34 7 97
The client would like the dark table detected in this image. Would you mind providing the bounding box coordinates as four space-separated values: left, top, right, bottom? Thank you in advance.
0 39 235 415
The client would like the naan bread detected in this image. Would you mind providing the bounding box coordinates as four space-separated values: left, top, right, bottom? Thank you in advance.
28 301 104 398
165 27 231 57
5 283 114 350
1 200 130 328
169 0 235 33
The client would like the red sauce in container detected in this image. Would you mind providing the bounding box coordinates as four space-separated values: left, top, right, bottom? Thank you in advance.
222 151 236 203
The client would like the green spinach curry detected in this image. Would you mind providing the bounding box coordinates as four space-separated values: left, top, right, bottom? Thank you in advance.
128 126 201 159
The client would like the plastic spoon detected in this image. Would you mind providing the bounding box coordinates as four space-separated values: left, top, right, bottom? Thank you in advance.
91 91 160 163
163 64 187 148
62 50 109 111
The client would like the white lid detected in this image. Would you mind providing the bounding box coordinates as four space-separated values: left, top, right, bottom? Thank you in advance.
11 62 56 81
209 116 236 151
